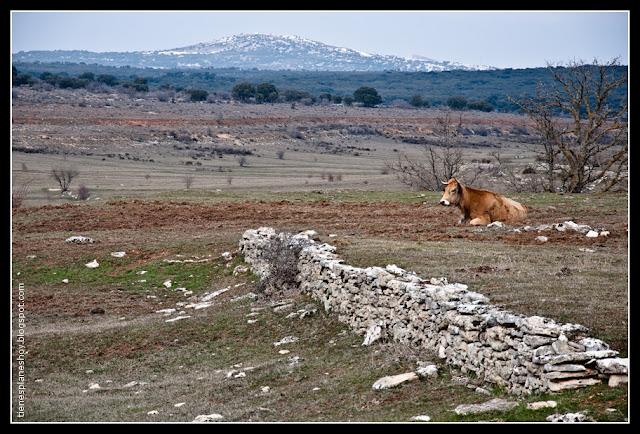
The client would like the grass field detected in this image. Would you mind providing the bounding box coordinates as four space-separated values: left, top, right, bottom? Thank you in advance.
11 189 628 422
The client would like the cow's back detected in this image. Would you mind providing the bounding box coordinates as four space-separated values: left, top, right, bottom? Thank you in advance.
492 195 527 223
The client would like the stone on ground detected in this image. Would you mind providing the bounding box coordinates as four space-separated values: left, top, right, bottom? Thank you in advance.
372 372 419 390
454 398 518 416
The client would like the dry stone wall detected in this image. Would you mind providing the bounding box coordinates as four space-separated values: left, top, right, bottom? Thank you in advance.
239 227 628 395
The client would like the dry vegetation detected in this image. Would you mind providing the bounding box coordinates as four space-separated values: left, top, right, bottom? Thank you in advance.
11 87 628 422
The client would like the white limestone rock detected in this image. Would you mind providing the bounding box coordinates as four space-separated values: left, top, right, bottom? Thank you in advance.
372 372 419 390
454 398 518 416
527 400 557 410
193 414 224 422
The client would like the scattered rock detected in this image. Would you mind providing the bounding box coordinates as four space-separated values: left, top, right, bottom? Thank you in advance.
527 400 557 410
475 387 491 395
62 279 69 284
261 386 270 394
487 221 504 228
174 402 186 408
85 259 99 269
546 412 593 422
608 374 628 388
599 231 610 237
122 381 139 388
85 370 94 374
163 280 172 288
362 323 383 346
273 336 299 346
415 364 438 379
288 356 303 367
156 308 176 315
454 398 518 416
231 292 258 302
233 265 249 275
137 270 148 275
66 236 94 244
278 350 290 355
273 303 294 313
35 378 44 383
579 248 596 253
372 372 419 390
328 234 338 238
535 236 548 242
147 410 159 416
410 415 431 422
90 307 105 314
585 230 599 238
221 252 233 261
88 383 101 390
110 251 126 258
193 414 224 422
247 319 258 324
165 315 191 323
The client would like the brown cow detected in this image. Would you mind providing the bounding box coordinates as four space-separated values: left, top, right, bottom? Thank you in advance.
439 178 527 225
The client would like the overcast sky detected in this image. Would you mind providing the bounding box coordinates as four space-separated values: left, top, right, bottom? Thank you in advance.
11 11 629 69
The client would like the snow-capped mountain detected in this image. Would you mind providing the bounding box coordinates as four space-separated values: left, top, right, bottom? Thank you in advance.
13 33 495 72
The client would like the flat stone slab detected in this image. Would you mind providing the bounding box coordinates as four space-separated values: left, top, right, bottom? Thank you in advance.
547 378 601 392
594 358 628 375
527 400 557 410
454 398 518 416
193 414 224 422
372 372 419 390
608 374 628 388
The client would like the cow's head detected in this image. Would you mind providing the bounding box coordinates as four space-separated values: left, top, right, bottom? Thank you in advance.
439 178 462 206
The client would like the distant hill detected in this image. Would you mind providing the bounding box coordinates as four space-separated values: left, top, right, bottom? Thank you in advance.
13 33 495 72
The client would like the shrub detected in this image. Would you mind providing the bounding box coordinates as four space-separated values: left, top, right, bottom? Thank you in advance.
283 89 312 102
231 82 256 102
276 150 285 160
447 96 468 110
467 100 495 112
353 86 382 107
238 156 248 167
77 184 91 200
96 74 119 86
188 89 209 102
343 96 354 106
410 95 425 107
256 233 311 295
256 83 279 103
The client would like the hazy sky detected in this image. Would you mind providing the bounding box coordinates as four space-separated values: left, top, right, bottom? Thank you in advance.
11 11 629 68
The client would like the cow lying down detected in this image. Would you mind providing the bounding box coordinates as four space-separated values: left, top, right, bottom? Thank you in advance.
439 177 527 225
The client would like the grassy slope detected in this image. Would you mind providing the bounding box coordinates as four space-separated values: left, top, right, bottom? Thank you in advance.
11 191 628 422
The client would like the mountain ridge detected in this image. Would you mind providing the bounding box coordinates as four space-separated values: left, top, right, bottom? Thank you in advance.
13 33 496 72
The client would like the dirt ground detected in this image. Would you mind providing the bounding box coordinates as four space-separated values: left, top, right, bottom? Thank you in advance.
10 88 628 422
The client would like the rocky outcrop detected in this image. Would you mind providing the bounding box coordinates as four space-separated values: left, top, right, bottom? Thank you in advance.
239 227 628 395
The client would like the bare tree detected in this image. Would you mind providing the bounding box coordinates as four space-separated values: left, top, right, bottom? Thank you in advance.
51 167 79 192
387 110 468 191
517 58 628 193
184 174 194 189
12 178 33 210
